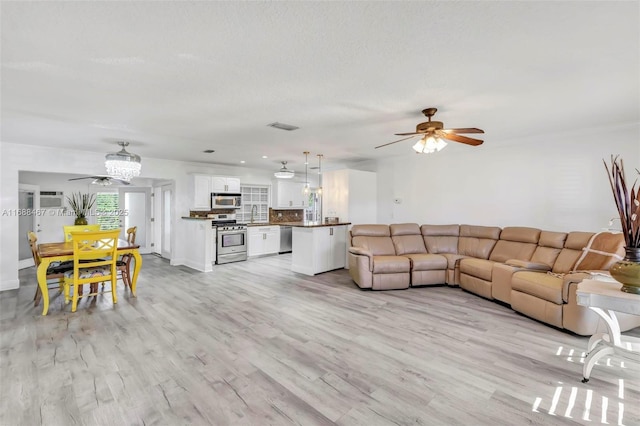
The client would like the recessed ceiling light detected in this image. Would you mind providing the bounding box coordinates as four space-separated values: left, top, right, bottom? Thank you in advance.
262 155 268 159
240 160 245 164
203 149 215 153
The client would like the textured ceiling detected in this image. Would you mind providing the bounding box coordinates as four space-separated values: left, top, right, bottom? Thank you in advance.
1 1 638 174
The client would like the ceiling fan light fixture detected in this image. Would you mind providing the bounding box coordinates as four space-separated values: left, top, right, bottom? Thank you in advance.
412 135 447 154
92 178 112 186
105 141 141 181
274 161 295 179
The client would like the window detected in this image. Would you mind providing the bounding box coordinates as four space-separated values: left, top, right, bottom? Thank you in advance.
95 192 120 230
237 185 269 223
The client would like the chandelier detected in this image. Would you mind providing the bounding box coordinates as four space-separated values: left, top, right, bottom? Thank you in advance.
274 161 295 179
105 142 141 181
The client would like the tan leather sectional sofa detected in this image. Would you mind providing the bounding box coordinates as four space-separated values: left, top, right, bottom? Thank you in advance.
348 223 640 336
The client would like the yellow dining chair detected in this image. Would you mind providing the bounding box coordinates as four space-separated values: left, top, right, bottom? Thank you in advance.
28 231 73 307
63 229 120 312
63 224 101 242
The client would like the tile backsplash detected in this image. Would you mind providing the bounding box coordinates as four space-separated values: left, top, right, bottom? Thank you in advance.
269 208 304 223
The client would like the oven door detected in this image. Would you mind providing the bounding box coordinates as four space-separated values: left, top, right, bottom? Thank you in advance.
217 230 246 255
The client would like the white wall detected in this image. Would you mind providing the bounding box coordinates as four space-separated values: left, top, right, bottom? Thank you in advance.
372 123 640 232
0 142 277 291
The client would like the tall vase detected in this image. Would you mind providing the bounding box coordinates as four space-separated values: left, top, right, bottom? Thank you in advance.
74 216 88 225
609 247 640 294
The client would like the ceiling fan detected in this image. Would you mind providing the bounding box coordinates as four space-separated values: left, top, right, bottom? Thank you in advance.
68 175 130 186
375 107 484 153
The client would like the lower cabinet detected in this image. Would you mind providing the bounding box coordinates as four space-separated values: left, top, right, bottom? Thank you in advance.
291 225 347 276
248 226 280 257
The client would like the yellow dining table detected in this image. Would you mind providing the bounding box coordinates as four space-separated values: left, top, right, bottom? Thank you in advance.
37 239 142 315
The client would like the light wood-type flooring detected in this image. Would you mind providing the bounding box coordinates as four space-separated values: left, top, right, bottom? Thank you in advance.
1 254 639 426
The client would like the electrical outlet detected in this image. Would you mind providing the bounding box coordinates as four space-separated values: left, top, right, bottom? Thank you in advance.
278 212 282 217
295 212 298 217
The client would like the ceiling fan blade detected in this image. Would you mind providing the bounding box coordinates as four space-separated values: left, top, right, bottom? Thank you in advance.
111 178 130 185
439 132 483 146
375 135 417 149
68 177 95 181
443 128 484 134
394 132 424 136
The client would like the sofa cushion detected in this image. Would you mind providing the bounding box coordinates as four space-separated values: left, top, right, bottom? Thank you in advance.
488 227 540 263
405 253 448 271
391 223 427 255
421 224 460 254
459 258 495 281
512 271 563 304
372 256 411 274
539 231 567 249
458 225 501 259
572 232 624 272
552 232 595 273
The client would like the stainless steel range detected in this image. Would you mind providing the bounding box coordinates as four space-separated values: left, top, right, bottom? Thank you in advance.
212 214 247 264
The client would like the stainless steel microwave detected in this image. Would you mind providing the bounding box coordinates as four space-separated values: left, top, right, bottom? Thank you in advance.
211 193 242 209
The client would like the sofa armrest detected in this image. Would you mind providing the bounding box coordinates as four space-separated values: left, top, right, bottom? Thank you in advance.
349 247 374 271
561 272 593 303
505 259 551 271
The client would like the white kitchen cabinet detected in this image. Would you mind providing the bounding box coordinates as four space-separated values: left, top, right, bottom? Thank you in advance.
190 174 213 210
247 225 280 257
212 177 241 193
273 180 308 208
291 225 347 275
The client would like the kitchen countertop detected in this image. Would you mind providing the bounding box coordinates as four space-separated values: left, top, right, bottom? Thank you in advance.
246 221 351 228
182 216 214 220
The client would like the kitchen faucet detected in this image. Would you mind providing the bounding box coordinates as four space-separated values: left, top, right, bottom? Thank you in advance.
250 204 258 223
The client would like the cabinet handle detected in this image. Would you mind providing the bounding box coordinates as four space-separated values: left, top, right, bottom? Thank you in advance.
263 233 266 240
289 200 292 207
330 228 333 236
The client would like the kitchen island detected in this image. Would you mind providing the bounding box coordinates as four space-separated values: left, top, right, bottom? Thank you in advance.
291 222 351 276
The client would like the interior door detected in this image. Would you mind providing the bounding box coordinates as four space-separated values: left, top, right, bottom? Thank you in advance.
18 184 40 269
161 186 172 259
119 187 151 254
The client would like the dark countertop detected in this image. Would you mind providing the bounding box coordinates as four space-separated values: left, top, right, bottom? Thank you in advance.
245 221 302 227
291 222 351 228
182 216 214 220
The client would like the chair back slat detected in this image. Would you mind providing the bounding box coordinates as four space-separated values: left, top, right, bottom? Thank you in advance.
63 224 101 242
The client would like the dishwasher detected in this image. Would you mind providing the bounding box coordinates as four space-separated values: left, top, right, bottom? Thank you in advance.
279 226 292 254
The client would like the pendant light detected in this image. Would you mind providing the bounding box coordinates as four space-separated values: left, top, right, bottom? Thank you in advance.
317 154 323 195
303 151 310 194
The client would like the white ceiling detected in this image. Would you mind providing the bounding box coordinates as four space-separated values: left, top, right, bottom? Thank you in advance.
1 1 638 174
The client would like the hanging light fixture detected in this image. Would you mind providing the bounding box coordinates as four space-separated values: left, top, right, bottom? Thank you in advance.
412 134 447 154
105 141 142 181
274 161 295 179
317 154 323 195
303 151 310 194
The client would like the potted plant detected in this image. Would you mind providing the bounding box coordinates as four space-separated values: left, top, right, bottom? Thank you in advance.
604 155 640 293
66 192 96 225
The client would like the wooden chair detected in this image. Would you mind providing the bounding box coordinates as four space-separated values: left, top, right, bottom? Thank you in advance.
117 226 137 290
28 231 73 307
63 224 101 242
63 230 120 312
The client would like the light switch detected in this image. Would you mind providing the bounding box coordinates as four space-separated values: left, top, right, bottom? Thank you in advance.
394 198 402 204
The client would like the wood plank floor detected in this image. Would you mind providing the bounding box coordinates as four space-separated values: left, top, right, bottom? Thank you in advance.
1 254 639 426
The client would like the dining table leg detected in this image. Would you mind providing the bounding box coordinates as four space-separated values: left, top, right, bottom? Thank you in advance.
36 258 53 316
129 251 142 297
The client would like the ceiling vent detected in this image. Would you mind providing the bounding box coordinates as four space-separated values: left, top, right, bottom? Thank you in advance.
267 122 299 131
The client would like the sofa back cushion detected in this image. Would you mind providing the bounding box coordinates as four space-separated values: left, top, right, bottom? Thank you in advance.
530 231 567 267
572 232 625 271
552 231 594 273
421 224 460 254
458 225 501 259
489 227 540 263
390 223 427 255
351 224 397 256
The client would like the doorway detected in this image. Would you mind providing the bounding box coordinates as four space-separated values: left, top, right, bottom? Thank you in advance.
152 183 172 259
119 187 152 254
18 184 40 269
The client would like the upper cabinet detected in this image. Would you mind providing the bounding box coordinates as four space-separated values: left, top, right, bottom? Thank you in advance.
190 175 241 210
212 177 240 193
191 174 213 210
272 180 308 208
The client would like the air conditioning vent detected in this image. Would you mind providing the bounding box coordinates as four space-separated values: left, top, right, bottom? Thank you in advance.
267 122 299 131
